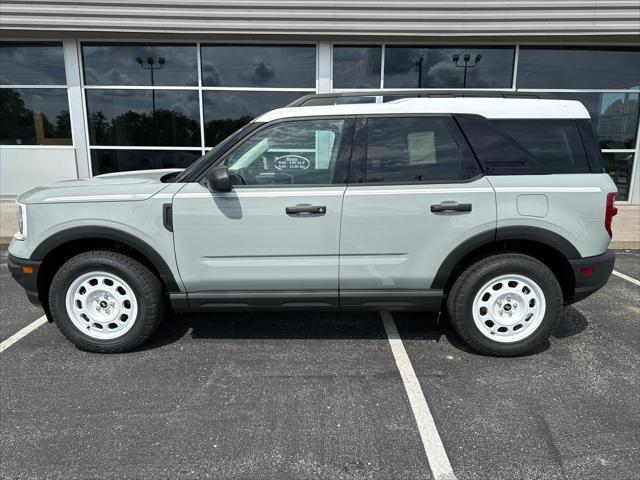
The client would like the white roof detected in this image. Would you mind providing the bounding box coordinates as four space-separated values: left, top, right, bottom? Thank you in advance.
255 97 590 122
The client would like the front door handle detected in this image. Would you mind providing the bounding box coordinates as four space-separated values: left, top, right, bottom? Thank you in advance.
286 205 327 215
430 203 472 213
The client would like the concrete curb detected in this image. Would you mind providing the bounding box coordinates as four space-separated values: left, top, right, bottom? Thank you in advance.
610 241 640 250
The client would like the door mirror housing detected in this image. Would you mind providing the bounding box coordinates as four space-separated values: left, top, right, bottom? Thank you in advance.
207 166 232 192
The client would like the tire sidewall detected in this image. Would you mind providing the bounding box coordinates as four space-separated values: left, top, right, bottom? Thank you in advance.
449 255 563 356
50 254 157 351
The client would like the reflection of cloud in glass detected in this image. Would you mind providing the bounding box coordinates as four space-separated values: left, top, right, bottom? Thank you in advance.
333 46 381 89
384 47 513 89
81 44 197 86
0 43 66 85
201 45 316 88
240 61 275 85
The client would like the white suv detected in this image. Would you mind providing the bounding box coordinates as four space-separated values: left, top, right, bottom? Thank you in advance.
8 95 618 355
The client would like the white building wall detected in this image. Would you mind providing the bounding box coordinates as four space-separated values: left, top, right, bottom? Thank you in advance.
0 1 639 37
0 147 77 196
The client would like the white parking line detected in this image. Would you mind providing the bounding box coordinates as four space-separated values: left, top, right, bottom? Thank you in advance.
612 270 640 287
380 311 457 480
0 315 48 353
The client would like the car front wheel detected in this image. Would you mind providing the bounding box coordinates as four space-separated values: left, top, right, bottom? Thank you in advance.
49 250 164 353
447 253 563 356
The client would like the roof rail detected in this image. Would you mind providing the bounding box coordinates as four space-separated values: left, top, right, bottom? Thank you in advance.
287 90 557 107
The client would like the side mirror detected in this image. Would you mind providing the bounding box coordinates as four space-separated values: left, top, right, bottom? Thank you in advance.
206 166 232 192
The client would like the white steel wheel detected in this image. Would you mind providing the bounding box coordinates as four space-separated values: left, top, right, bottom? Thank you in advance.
472 273 546 343
65 271 139 340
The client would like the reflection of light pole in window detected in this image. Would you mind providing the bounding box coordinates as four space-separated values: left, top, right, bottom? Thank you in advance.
136 56 165 115
415 55 425 88
452 53 482 88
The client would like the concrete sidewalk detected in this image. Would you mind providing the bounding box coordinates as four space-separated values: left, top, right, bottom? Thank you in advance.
1 198 639 249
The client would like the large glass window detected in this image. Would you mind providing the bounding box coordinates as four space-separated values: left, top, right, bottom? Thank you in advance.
224 119 344 185
603 152 635 201
0 88 71 145
517 48 640 90
86 90 200 146
201 44 316 88
82 43 198 86
203 90 303 147
0 41 70 146
333 46 382 89
91 149 202 176
365 117 464 183
548 92 639 150
0 42 66 85
384 46 514 89
80 42 317 174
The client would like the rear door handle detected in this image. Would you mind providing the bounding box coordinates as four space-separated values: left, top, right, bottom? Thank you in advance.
286 205 327 215
430 203 472 213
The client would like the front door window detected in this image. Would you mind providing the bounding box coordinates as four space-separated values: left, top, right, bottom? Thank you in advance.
223 119 345 185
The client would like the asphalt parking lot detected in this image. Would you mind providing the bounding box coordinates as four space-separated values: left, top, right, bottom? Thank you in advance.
1 247 639 480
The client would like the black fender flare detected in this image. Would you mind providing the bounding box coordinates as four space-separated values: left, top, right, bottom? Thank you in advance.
431 226 581 289
31 226 181 292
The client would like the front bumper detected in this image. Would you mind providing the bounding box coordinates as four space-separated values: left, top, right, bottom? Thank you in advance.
7 254 42 305
568 250 615 304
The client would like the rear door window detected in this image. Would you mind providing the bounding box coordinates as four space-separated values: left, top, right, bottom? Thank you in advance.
365 116 471 183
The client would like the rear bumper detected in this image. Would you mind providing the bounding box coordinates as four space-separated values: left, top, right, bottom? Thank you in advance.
568 250 615 304
7 254 42 305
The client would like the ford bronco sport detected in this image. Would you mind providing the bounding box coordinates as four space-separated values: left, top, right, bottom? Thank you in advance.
8 94 617 356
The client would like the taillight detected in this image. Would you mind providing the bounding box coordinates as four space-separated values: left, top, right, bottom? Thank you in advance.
605 192 618 238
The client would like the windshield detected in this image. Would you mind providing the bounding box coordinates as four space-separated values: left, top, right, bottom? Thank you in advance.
173 123 259 183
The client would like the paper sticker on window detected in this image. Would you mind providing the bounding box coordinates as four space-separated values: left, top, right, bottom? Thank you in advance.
408 131 436 164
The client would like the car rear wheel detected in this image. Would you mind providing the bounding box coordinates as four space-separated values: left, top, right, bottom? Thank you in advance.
49 250 164 353
447 253 563 356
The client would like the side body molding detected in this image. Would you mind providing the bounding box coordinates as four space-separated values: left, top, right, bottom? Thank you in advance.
30 226 181 292
431 226 581 289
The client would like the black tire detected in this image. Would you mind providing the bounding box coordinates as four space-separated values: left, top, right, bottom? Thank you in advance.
48 250 164 353
446 253 563 357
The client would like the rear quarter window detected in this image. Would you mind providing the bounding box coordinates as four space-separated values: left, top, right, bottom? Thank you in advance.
491 119 590 174
456 115 591 175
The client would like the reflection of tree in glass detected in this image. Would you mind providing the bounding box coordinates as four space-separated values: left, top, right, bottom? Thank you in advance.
0 88 71 144
205 115 253 147
88 108 200 146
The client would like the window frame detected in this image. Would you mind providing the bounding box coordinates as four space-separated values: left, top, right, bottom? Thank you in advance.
76 39 320 175
191 115 356 187
0 39 73 148
347 113 483 186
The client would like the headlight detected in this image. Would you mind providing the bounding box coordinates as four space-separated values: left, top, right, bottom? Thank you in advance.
14 202 27 240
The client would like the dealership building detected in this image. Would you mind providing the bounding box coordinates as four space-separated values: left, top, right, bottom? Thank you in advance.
1 1 639 203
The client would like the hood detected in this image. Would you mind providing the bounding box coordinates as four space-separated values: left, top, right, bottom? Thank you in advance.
18 168 184 205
